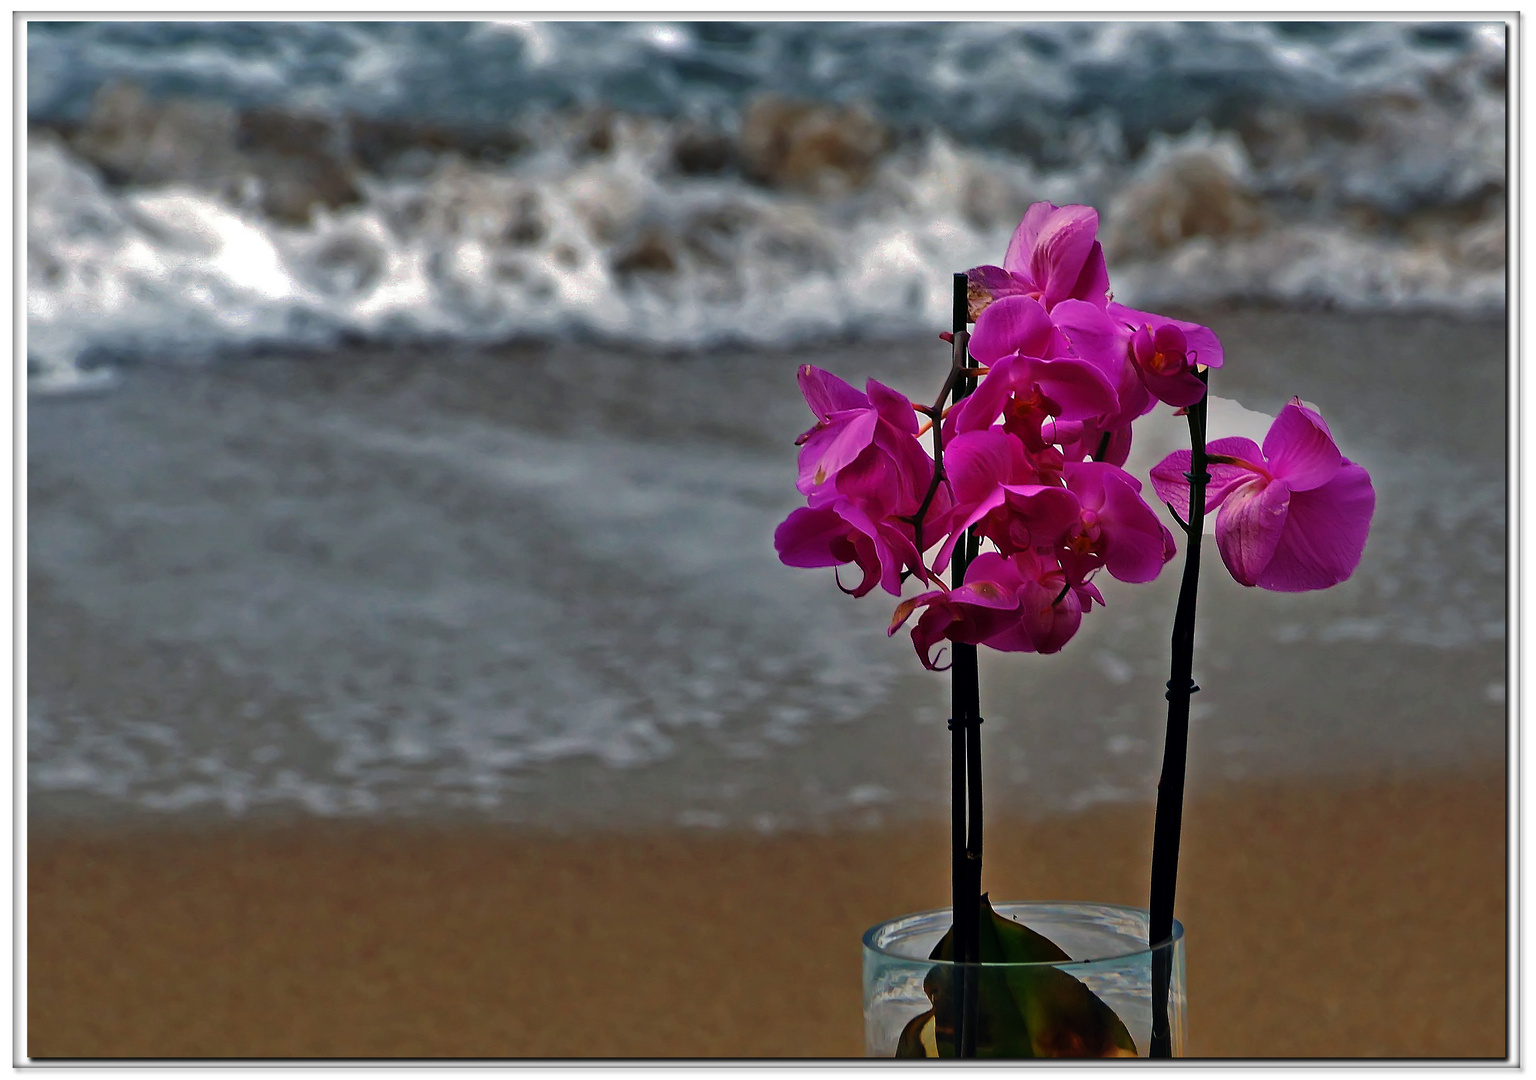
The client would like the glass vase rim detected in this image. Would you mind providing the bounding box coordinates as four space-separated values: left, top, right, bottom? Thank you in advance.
861 899 1185 969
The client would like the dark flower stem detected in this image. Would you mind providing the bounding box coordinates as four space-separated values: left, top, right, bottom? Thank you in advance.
947 272 984 1058
1148 368 1211 1058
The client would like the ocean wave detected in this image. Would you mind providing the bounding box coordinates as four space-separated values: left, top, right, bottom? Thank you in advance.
26 20 1507 392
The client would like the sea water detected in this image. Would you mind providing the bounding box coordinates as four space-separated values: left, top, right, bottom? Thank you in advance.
28 21 1506 391
26 21 1508 828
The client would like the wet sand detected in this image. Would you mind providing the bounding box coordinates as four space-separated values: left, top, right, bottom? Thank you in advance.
28 766 1506 1060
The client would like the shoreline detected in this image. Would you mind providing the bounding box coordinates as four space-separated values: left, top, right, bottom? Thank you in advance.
28 764 1506 1059
28 308 1508 832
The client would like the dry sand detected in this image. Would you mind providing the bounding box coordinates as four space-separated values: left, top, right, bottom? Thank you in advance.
27 765 1505 1060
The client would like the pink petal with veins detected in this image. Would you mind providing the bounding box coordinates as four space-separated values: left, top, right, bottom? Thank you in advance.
1003 202 1060 277
1051 299 1130 376
945 356 1016 438
1262 398 1343 492
969 295 1061 365
1029 357 1120 422
1255 462 1375 591
1150 437 1265 519
797 364 867 419
795 409 877 493
1007 579 1082 654
1214 477 1292 587
1028 206 1102 309
996 484 1083 548
966 265 1032 320
866 378 920 436
1068 241 1110 308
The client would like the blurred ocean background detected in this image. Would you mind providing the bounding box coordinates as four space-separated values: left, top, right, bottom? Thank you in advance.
26 20 1508 830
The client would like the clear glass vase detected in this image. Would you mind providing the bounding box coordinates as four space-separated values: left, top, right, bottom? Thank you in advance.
861 901 1186 1058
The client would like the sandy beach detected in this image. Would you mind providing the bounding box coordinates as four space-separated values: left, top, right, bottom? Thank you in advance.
28 765 1505 1060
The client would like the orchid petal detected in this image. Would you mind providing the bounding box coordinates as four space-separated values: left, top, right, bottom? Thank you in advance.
1051 299 1130 376
944 428 1030 505
842 531 882 597
1028 357 1119 421
1150 437 1265 519
1205 436 1266 468
1011 579 1083 654
945 356 1016 438
933 489 1007 573
963 551 1026 589
1214 477 1291 587
889 590 943 636
1138 365 1208 409
1002 202 1059 277
949 577 1022 610
1106 304 1224 369
834 497 907 596
1262 398 1343 492
797 365 867 420
1029 205 1101 309
795 409 878 493
970 295 1057 365
1255 462 1375 591
997 484 1083 548
966 265 1032 321
866 378 920 436
911 605 958 670
976 612 1040 654
833 444 900 514
1063 420 1134 466
773 506 852 568
1068 242 1110 308
1095 475 1175 583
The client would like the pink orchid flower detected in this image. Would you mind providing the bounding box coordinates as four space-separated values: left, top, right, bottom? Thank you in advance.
780 365 951 596
1105 302 1225 414
945 296 1119 446
888 550 1083 669
1150 398 1375 591
1060 461 1178 586
1128 323 1205 408
966 202 1111 318
934 428 1081 571
1029 304 1224 464
773 501 922 598
1108 303 1225 371
794 366 931 509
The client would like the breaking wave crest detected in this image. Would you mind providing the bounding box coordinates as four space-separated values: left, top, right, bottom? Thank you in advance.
27 20 1506 393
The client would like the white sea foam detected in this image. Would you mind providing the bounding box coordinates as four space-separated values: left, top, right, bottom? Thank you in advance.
25 21 1507 392
26 122 1505 396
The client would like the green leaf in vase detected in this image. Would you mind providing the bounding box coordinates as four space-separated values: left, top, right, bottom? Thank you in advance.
895 1010 937 1057
894 896 1137 1058
980 896 1139 1058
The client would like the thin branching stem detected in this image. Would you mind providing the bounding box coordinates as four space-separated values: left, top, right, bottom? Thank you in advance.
904 329 971 578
